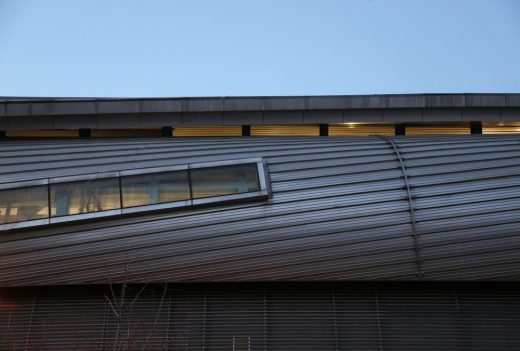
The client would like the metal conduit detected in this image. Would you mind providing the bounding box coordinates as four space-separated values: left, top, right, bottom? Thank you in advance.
377 135 423 277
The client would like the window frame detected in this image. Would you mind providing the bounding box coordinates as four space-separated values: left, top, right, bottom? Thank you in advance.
50 172 122 220
0 158 268 231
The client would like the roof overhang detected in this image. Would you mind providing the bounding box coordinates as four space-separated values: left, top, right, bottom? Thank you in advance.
1 93 519 130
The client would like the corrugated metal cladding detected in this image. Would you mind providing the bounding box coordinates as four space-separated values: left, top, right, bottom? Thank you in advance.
0 282 519 350
1 135 520 286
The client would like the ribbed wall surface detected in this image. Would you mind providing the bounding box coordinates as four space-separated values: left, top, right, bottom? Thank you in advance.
1 136 520 285
0 282 519 350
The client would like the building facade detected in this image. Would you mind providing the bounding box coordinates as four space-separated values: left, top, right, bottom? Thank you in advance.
1 94 520 350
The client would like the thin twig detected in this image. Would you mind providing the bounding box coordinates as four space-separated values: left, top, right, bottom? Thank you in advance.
141 283 168 351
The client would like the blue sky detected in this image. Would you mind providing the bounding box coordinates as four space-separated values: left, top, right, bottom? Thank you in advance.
0 0 519 97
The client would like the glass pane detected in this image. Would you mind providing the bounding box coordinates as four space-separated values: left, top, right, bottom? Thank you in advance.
50 178 121 217
0 186 49 224
190 164 260 199
121 171 190 208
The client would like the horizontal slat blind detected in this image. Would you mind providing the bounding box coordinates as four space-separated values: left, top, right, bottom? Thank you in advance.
5 130 80 138
329 124 395 136
251 125 319 136
483 122 520 134
406 125 470 135
173 126 242 137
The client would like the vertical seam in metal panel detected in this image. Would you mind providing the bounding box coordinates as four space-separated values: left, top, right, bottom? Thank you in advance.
24 295 37 351
202 289 207 351
332 288 339 351
166 291 173 349
376 135 423 277
374 288 383 351
263 287 267 351
187 169 194 200
100 296 109 351
453 288 464 350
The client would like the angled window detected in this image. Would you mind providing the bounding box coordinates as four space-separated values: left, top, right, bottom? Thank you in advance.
50 178 121 217
0 186 48 224
190 164 260 199
0 158 268 230
121 171 190 208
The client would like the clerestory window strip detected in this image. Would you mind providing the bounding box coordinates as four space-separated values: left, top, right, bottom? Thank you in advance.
0 158 268 231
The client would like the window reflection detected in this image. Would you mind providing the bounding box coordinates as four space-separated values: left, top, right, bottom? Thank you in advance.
50 178 121 217
121 171 190 207
1 161 264 228
191 164 260 199
0 186 49 224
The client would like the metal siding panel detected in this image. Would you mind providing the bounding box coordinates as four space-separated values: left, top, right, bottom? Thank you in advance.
347 95 387 109
505 94 520 107
181 112 223 125
6 103 31 116
422 108 462 122
31 101 97 116
303 110 343 123
0 136 519 285
0 116 7 130
263 111 304 124
223 97 265 111
96 113 140 128
265 97 305 110
306 96 346 110
387 95 425 108
500 108 520 122
343 109 383 122
425 94 465 108
0 283 519 350
8 116 53 130
183 98 224 112
138 112 183 128
96 100 141 114
141 99 182 113
465 94 506 107
462 108 501 121
223 111 264 125
383 109 422 122
53 114 97 129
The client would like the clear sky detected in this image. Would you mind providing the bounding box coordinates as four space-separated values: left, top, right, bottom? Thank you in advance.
0 0 519 97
